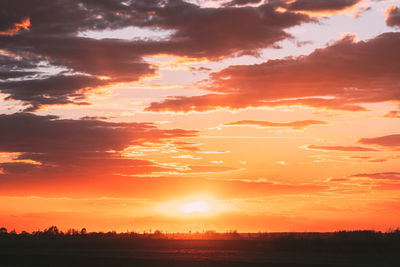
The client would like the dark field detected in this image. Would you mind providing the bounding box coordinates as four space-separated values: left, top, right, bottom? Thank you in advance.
0 229 399 266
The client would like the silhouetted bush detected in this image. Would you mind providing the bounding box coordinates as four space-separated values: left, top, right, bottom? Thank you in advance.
1 226 399 254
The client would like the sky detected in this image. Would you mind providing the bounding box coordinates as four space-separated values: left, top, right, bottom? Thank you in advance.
0 0 400 233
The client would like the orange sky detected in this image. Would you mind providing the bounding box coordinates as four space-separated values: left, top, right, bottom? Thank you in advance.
0 0 400 233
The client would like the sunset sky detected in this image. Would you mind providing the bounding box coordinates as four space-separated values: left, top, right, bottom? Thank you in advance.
1 0 400 233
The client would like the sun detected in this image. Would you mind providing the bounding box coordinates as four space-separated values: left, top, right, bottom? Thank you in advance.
155 194 228 217
178 201 212 214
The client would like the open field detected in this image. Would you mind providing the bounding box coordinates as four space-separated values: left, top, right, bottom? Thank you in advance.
0 231 399 266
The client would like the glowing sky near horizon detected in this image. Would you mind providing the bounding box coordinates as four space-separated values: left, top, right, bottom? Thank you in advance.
0 0 400 233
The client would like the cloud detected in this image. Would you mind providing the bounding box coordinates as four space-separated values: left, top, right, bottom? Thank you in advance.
385 5 400 27
184 165 240 174
171 155 202 160
374 183 400 191
0 36 156 110
146 94 368 112
0 17 30 36
350 155 399 163
178 145 202 152
0 113 197 177
351 172 400 180
226 119 327 128
0 0 314 110
0 75 106 111
306 145 378 152
0 54 39 80
0 175 327 199
286 0 362 12
146 32 400 112
0 162 40 174
359 134 400 148
142 2 312 59
384 110 400 119
327 178 349 182
223 0 263 7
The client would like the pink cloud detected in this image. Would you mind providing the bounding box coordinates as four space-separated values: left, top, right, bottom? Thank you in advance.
359 134 400 148
386 5 400 27
147 33 400 112
306 145 378 152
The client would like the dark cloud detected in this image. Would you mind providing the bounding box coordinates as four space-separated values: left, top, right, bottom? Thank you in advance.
0 71 37 80
0 75 105 111
0 113 197 177
0 162 39 174
359 134 400 148
287 0 361 12
128 2 312 59
146 32 400 112
223 0 362 11
0 0 313 110
0 36 155 78
226 119 327 128
0 112 196 154
80 115 112 120
0 15 30 35
0 54 35 67
385 5 400 27
0 36 156 110
223 0 264 7
1 0 152 35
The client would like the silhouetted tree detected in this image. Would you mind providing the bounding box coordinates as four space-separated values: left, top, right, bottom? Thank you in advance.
45 226 60 236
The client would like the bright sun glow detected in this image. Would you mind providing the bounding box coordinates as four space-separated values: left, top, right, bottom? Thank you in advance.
155 194 229 218
178 201 212 213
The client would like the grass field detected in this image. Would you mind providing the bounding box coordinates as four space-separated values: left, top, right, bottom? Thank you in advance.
0 230 399 266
